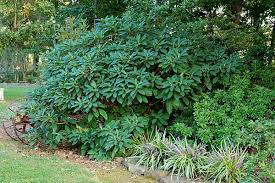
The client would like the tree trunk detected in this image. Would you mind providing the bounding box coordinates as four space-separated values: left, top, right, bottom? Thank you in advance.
22 69 26 81
13 0 17 31
271 22 275 50
33 54 39 71
231 0 243 25
14 0 19 82
0 88 4 101
15 47 19 82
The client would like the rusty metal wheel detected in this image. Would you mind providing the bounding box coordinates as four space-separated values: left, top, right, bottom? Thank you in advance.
12 114 31 144
2 105 32 144
2 120 19 141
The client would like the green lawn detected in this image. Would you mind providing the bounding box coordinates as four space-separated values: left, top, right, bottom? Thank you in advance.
0 141 96 183
0 101 7 112
2 86 33 101
0 86 34 121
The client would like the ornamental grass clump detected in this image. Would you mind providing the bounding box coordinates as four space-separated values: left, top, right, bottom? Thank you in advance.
135 131 169 170
163 139 207 179
202 141 247 183
134 131 208 179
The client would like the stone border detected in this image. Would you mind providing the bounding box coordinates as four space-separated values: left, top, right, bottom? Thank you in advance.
120 157 207 183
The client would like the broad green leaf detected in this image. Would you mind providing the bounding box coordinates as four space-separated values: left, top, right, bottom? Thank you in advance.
99 109 108 120
166 101 173 114
88 113 94 122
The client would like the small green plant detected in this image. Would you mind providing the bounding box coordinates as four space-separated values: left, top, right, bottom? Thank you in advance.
201 141 247 183
244 153 275 182
168 122 193 138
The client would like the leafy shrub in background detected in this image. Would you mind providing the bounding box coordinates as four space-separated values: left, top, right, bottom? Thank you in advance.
168 109 194 138
26 114 149 160
248 61 274 89
25 0 242 159
167 76 274 181
193 76 273 147
26 70 39 84
191 76 274 182
88 115 149 159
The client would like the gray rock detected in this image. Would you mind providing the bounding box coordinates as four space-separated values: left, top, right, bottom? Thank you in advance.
145 169 170 180
128 163 148 175
114 157 124 164
123 156 148 175
159 175 207 183
124 158 169 180
122 156 139 168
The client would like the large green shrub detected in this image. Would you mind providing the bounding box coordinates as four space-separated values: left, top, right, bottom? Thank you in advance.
26 1 242 159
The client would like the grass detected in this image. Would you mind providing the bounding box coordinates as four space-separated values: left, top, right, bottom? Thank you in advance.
0 141 96 183
2 86 33 101
0 86 34 121
0 101 8 112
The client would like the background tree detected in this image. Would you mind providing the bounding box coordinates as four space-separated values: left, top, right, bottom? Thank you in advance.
0 0 128 82
0 0 56 82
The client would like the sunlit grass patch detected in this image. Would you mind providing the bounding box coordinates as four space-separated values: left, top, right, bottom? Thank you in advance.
2 86 34 101
0 141 96 183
